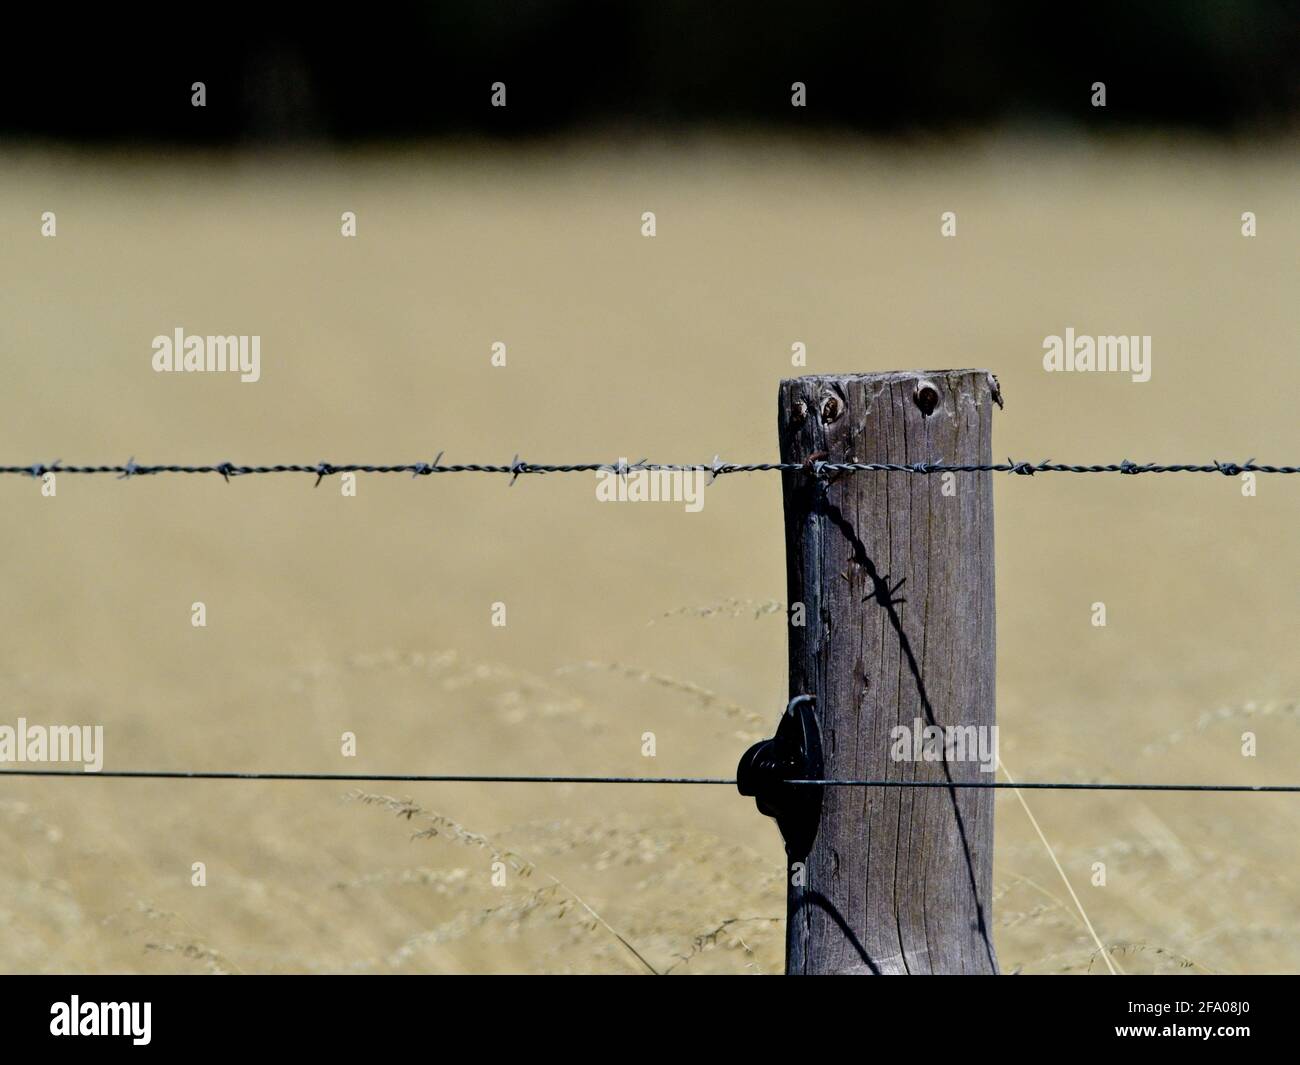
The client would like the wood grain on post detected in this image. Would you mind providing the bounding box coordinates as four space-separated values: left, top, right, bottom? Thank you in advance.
778 370 999 975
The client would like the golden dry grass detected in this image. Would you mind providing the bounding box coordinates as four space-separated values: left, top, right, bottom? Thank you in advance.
0 134 1296 973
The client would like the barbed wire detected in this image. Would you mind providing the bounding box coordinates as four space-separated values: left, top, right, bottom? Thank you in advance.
1 456 1296 484
1 768 1297 792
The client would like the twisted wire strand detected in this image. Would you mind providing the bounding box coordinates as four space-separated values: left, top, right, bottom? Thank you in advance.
1 457 1296 482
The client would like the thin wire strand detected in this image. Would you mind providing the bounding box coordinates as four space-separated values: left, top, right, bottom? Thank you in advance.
2 769 1298 791
1 457 1295 481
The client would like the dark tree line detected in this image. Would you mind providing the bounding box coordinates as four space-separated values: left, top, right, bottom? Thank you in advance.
4 2 1295 141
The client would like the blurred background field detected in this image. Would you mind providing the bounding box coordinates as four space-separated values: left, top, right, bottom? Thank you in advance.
0 136 1296 973
0 3 1297 973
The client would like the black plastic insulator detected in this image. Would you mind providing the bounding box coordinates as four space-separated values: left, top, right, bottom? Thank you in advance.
736 695 824 860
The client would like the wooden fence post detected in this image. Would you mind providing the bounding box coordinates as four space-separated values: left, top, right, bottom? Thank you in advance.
777 370 999 974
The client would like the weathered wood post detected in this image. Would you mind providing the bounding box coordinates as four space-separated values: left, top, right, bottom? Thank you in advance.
777 370 999 974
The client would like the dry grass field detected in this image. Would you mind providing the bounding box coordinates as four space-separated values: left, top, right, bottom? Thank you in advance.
0 134 1296 973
